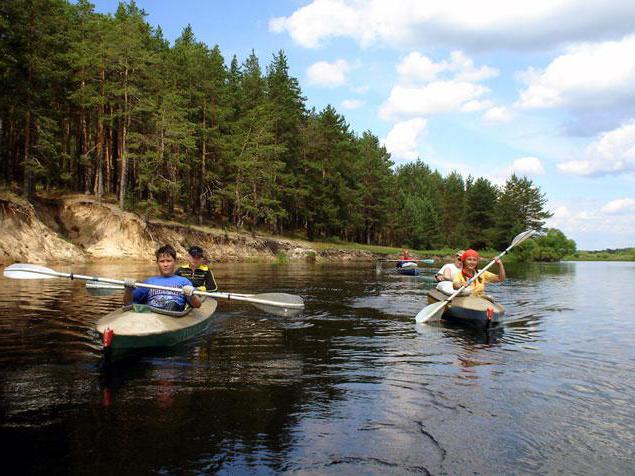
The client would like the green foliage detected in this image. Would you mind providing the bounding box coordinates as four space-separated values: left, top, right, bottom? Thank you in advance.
274 251 288 265
513 228 577 262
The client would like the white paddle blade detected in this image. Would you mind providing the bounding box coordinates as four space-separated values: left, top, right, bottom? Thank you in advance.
251 303 304 318
3 263 58 280
415 301 447 324
254 293 305 308
511 230 537 247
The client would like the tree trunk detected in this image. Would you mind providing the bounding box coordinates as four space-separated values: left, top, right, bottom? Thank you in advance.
119 67 129 210
22 110 31 200
199 106 206 225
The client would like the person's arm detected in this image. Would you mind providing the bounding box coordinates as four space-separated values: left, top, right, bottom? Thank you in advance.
443 267 454 281
452 274 464 290
493 257 506 283
123 279 135 305
181 285 202 309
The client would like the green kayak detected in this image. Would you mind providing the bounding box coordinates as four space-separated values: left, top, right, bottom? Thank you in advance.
95 298 218 353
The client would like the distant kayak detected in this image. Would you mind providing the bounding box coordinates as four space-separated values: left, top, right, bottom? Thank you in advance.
396 267 420 276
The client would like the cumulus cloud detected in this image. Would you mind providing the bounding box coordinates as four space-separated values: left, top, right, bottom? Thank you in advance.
379 50 501 120
380 81 490 120
517 35 635 110
270 0 635 51
546 201 635 249
511 156 545 175
306 59 351 87
341 99 365 109
482 106 513 123
601 198 635 214
382 118 427 161
557 121 635 176
397 51 497 84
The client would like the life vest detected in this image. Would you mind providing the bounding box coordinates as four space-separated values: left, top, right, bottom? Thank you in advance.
461 267 483 284
175 264 212 289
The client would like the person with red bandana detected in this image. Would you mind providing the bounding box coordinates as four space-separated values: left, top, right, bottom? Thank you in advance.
452 249 505 296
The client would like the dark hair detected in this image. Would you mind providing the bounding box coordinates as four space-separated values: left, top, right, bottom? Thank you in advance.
155 244 177 260
187 245 205 257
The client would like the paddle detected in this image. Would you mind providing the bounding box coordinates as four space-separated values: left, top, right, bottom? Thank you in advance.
378 259 435 264
85 281 257 298
414 230 536 324
4 264 304 310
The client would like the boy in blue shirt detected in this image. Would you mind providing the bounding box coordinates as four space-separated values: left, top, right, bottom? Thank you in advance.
123 245 201 312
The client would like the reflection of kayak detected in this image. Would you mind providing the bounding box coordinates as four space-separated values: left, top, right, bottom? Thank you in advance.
427 287 504 327
95 298 218 353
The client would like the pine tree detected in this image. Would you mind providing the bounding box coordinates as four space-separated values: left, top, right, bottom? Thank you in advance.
495 174 552 248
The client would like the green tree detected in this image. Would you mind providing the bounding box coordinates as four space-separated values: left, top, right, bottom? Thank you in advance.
495 174 552 248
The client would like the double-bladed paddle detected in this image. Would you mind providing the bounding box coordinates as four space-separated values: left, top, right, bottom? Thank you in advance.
414 230 537 324
378 259 435 264
3 264 305 310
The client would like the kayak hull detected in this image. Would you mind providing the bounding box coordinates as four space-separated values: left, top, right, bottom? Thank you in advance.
427 288 504 327
397 267 421 276
95 298 218 351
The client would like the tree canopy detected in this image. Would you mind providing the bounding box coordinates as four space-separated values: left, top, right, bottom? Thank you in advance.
0 0 570 259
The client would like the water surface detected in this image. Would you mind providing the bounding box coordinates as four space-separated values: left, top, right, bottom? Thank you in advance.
1 261 633 474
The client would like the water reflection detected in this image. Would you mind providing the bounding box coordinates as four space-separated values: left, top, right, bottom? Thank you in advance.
1 261 634 474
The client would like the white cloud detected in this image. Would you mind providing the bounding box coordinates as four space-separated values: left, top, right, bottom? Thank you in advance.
380 50 499 120
396 50 498 84
449 51 498 82
483 106 513 123
341 99 365 109
546 200 635 249
461 100 493 112
601 198 635 214
517 35 635 111
380 81 490 120
511 156 545 175
306 59 351 87
270 0 635 51
382 118 427 161
558 121 635 176
397 51 448 82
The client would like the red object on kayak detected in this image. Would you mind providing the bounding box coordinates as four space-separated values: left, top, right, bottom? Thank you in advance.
103 328 114 348
486 307 494 320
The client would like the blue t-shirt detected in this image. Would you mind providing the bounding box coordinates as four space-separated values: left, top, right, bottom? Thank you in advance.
132 275 193 309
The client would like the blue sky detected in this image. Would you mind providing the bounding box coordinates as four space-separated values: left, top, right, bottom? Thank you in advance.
91 0 635 250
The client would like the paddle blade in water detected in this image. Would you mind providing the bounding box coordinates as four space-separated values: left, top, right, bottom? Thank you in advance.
251 303 304 318
3 263 58 280
253 293 305 308
415 301 447 324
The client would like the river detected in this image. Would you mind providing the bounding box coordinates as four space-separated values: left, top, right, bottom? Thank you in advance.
0 261 633 474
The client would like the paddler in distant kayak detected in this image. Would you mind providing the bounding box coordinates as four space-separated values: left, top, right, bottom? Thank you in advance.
453 249 505 296
175 245 218 291
396 249 413 268
123 244 201 311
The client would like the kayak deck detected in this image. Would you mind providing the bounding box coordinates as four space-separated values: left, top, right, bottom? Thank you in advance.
427 287 505 327
96 298 218 350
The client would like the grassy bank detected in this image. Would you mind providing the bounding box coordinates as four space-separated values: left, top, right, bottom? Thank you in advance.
563 251 635 261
